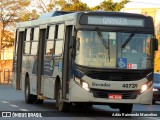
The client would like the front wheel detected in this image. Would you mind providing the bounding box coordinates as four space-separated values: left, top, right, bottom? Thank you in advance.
55 82 70 112
119 104 133 114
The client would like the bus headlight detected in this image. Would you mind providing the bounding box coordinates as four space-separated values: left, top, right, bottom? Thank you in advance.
141 84 148 93
82 82 89 91
141 81 153 93
153 88 158 91
74 77 90 91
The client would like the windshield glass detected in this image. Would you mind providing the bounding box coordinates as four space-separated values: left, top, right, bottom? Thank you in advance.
75 30 153 69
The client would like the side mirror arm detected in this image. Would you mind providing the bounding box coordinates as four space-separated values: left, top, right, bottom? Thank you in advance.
70 36 76 59
154 38 158 51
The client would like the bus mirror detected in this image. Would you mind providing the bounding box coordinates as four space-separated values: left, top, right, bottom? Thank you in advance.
77 38 80 51
70 36 76 59
154 38 158 51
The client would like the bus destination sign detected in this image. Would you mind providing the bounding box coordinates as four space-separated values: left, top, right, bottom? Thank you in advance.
88 16 144 27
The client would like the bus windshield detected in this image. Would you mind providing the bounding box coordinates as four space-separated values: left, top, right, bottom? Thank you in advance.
75 30 153 69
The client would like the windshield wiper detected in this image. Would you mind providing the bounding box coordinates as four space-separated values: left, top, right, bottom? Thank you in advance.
121 29 138 48
96 27 110 62
96 27 109 49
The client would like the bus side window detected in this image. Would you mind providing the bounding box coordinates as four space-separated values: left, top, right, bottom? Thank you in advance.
54 24 64 56
55 41 63 55
45 25 55 55
24 28 31 55
31 27 39 55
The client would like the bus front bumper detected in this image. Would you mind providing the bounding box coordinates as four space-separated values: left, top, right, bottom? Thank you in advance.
69 82 153 105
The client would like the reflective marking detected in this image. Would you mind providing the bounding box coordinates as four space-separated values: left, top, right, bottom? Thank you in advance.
1 101 9 103
9 104 19 108
20 109 29 111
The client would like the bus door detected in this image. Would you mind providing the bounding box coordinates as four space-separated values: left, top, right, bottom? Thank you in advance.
62 25 73 99
16 28 26 90
37 26 47 95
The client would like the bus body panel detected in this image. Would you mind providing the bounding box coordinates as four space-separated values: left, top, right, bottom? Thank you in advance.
41 76 55 99
41 59 62 99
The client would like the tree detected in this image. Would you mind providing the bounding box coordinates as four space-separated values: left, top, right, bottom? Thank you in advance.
19 10 39 22
56 0 90 11
1 31 14 49
92 0 129 11
0 0 30 51
31 0 57 13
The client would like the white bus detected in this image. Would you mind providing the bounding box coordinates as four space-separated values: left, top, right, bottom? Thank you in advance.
13 11 158 113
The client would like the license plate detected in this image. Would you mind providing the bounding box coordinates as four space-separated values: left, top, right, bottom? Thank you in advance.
108 94 122 99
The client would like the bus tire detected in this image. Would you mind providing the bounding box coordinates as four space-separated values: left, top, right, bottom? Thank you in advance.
25 77 36 104
119 104 133 114
36 99 44 104
152 100 156 104
56 82 70 112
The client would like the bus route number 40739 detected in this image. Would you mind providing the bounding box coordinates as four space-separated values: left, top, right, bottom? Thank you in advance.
122 83 138 88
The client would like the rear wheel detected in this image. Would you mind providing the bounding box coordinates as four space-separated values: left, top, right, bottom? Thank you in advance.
152 100 156 104
119 104 133 114
55 82 70 112
25 77 36 104
36 99 44 104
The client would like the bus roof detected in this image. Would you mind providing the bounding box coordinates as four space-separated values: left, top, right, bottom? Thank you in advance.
16 11 152 29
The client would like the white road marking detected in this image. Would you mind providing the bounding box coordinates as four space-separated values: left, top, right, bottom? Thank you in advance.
148 117 160 120
20 109 29 111
1 101 9 103
9 104 19 108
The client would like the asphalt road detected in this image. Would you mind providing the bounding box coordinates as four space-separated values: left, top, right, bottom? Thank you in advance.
0 84 159 120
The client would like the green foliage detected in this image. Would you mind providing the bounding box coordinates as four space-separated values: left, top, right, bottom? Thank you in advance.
2 31 14 48
0 0 30 49
19 10 39 22
91 0 129 11
22 0 128 21
56 0 90 11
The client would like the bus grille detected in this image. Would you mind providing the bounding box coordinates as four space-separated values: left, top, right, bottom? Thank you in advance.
86 71 149 81
90 89 140 99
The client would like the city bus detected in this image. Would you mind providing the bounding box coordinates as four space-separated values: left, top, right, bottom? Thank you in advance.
13 11 158 113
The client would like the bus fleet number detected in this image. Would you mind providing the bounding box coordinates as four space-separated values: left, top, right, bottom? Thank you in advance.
122 84 138 88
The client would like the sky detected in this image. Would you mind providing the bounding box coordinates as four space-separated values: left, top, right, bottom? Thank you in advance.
80 0 160 8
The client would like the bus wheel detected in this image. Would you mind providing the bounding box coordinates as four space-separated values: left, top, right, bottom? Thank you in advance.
25 77 36 104
152 100 156 104
119 104 133 114
56 83 70 112
36 99 44 104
